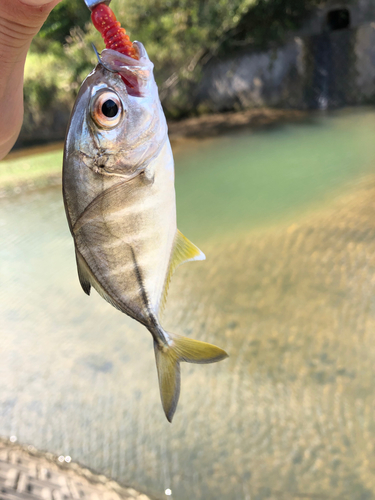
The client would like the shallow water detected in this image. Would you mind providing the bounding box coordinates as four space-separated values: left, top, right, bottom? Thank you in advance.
2 109 375 499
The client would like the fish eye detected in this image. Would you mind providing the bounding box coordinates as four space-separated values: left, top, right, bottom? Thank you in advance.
91 90 123 129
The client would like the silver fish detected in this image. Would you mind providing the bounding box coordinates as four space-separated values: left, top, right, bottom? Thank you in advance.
63 44 228 422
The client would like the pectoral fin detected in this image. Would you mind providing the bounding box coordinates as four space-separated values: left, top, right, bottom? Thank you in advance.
75 248 91 296
159 230 205 315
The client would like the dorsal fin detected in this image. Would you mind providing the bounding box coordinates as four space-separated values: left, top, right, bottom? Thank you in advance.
159 230 205 316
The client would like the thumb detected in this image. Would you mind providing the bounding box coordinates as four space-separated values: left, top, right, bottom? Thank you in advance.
0 0 63 51
0 0 64 160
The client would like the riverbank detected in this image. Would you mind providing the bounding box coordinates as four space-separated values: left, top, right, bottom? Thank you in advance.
0 108 305 197
168 108 305 139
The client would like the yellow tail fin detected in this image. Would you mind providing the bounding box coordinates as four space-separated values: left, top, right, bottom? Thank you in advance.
154 332 228 422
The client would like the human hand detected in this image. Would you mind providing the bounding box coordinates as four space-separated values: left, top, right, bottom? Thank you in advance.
0 0 64 160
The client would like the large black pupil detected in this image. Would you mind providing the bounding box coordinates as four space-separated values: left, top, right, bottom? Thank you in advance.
101 99 118 118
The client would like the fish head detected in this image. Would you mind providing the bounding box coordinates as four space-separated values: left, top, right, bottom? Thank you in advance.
65 42 167 180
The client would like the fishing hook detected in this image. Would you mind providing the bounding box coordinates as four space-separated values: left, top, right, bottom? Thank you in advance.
91 43 117 73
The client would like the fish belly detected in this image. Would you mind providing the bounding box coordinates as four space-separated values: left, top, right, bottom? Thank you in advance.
72 142 176 324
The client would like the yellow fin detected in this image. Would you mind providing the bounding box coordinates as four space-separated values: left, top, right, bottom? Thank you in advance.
159 230 205 315
154 331 228 422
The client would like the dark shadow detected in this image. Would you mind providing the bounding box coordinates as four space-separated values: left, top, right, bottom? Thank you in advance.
327 9 351 31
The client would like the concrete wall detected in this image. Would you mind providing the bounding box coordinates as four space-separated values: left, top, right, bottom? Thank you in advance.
196 41 305 112
355 22 375 99
196 16 375 112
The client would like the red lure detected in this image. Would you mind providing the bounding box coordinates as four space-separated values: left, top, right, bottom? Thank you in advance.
91 4 138 60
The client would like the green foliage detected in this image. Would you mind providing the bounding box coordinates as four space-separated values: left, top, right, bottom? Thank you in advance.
24 45 70 102
24 79 57 113
110 0 257 72
220 0 326 52
39 0 90 43
63 26 103 91
23 45 72 135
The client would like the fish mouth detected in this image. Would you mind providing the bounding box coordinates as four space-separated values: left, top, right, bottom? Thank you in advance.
100 43 154 97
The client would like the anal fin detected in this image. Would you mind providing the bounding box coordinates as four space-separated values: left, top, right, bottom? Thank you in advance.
160 230 205 315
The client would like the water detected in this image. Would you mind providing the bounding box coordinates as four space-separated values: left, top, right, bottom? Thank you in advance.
2 109 375 499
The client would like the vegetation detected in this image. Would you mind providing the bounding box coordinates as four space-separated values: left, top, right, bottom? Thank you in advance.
23 0 326 128
219 0 325 52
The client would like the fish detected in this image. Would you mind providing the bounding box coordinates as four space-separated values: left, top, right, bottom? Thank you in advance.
62 19 228 422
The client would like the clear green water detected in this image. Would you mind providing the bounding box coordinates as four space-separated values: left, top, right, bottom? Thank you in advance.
176 109 375 239
2 109 375 500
